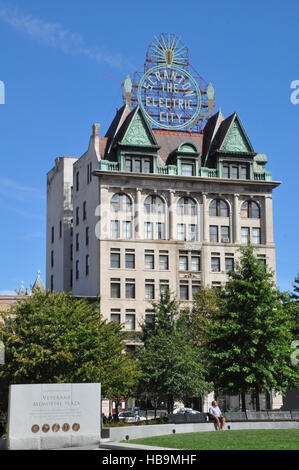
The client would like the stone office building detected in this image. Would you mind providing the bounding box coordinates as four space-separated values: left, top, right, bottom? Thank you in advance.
46 34 281 410
46 105 279 331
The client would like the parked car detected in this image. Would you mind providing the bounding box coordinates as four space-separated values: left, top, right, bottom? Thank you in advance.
173 407 201 415
118 411 147 423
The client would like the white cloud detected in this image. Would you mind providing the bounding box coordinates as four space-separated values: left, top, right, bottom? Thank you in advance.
0 2 123 68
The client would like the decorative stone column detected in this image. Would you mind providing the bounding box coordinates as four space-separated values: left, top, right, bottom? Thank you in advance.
233 193 240 243
135 188 141 239
202 192 208 242
169 190 175 240
264 195 274 244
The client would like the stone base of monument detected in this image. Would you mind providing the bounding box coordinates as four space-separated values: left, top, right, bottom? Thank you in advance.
7 383 101 450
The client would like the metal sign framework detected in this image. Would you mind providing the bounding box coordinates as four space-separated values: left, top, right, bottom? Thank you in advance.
122 33 215 133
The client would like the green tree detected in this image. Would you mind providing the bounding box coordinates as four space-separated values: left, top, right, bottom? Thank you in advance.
291 273 299 302
201 245 298 411
0 292 140 412
137 291 209 414
290 273 299 336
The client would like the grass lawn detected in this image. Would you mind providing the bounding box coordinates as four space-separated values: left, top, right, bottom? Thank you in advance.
127 429 299 450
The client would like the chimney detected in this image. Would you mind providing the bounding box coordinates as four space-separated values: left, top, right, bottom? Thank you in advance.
92 123 100 137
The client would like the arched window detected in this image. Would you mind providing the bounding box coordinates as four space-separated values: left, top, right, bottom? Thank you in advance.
144 195 165 214
209 199 229 217
241 200 260 219
111 193 132 212
177 197 197 216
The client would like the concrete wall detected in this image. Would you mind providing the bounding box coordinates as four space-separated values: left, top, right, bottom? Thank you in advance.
105 421 299 442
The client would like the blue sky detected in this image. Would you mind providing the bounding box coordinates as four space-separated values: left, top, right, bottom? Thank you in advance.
0 0 298 294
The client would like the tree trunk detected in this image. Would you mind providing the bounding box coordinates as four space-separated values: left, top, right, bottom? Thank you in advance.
241 391 246 412
167 396 174 414
255 387 260 411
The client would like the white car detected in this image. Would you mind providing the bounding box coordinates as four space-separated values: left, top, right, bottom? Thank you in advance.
118 411 147 423
173 407 201 415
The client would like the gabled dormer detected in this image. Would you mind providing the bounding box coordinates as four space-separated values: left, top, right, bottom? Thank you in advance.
205 112 256 180
167 142 200 176
113 106 160 173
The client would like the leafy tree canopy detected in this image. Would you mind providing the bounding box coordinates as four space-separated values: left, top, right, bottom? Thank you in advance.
0 291 140 411
137 291 210 412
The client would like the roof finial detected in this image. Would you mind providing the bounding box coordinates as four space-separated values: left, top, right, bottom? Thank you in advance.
124 75 132 108
32 270 45 293
19 280 26 296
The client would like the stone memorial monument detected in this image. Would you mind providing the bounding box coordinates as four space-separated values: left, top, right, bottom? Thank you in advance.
8 383 101 450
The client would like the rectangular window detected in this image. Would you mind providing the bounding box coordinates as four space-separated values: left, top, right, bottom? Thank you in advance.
76 207 79 225
180 282 189 300
76 233 79 252
87 164 90 184
110 250 120 268
110 310 121 323
145 313 155 324
221 226 230 243
51 250 54 268
192 282 201 299
231 166 238 179
59 220 62 238
111 279 120 298
125 279 135 299
160 280 169 298
144 160 151 173
111 220 120 239
258 255 267 267
156 223 165 240
159 253 169 270
177 224 186 241
89 162 92 182
83 201 87 220
210 225 218 243
76 171 79 191
191 255 200 271
86 226 89 246
240 166 247 179
85 255 90 276
51 226 54 243
144 222 153 240
125 251 135 269
188 224 197 241
211 255 221 272
70 244 73 261
252 227 261 245
181 163 193 176
70 269 73 289
125 159 132 172
241 227 250 244
223 165 229 178
134 160 141 173
145 253 154 269
76 260 79 280
123 221 132 239
225 256 234 272
125 312 135 331
50 275 54 292
179 255 188 271
145 280 155 299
